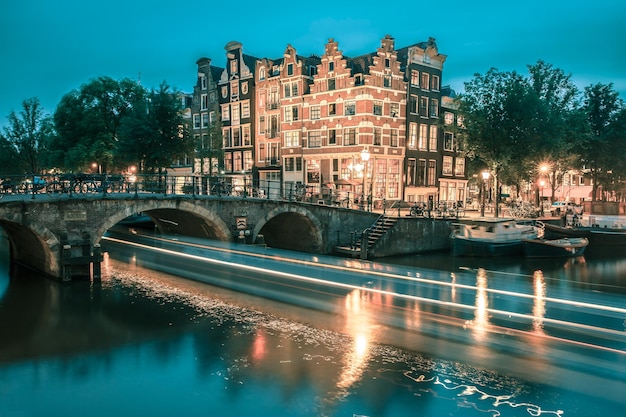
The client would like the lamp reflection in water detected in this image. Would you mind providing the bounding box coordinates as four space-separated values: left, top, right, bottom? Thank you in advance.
465 268 490 341
532 270 546 333
319 288 375 411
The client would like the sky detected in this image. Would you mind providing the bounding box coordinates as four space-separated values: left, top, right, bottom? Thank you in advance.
1 0 625 129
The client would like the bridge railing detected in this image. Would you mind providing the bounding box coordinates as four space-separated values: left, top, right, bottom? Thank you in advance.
0 173 368 209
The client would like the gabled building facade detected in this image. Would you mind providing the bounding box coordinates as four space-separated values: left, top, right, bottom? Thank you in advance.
217 41 259 190
299 36 407 206
397 38 446 204
191 35 467 206
190 57 223 181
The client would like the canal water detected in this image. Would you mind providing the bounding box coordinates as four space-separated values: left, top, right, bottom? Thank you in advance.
0 231 624 417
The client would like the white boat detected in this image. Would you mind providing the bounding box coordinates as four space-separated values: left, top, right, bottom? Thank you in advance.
450 217 539 257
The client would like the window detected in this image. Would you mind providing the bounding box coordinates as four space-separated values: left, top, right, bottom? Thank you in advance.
310 105 321 120
287 63 293 76
409 95 417 114
343 128 357 145
417 159 426 186
230 60 238 74
419 97 428 115
243 125 251 146
373 101 382 116
443 156 453 175
201 94 208 110
407 159 416 186
244 150 253 171
419 124 427 150
259 116 265 134
259 67 266 80
429 99 439 117
328 129 336 145
390 103 399 118
329 61 334 72
420 73 429 90
410 70 419 86
231 81 239 98
284 106 299 122
344 101 355 116
233 151 242 171
432 75 440 91
385 58 390 68
231 104 240 124
269 88 279 109
269 115 279 138
284 82 298 97
241 101 250 118
307 159 320 184
355 74 363 85
408 123 417 149
328 103 336 116
285 157 295 171
232 127 241 146
444 112 454 125
308 131 322 148
390 129 398 147
373 128 382 146
455 157 465 176
444 132 454 151
221 105 230 121
328 78 335 91
193 114 200 129
284 130 299 147
201 76 207 89
429 126 437 151
383 75 391 88
222 128 231 147
202 113 209 128
427 160 436 186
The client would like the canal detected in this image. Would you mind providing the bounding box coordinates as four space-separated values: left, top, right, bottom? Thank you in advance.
0 228 624 417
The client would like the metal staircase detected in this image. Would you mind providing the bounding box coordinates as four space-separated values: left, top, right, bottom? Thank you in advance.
335 214 397 259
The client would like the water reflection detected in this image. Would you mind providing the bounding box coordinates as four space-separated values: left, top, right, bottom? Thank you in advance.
533 270 546 334
465 268 490 341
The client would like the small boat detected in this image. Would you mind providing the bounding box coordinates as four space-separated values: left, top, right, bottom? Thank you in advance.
543 223 626 249
522 237 588 258
450 217 539 257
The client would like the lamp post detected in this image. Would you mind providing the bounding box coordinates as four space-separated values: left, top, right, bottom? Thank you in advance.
360 148 370 210
480 170 490 217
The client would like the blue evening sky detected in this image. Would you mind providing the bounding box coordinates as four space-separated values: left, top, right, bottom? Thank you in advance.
1 0 625 128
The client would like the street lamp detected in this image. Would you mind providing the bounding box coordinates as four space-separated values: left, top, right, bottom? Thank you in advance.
360 148 370 210
481 170 490 217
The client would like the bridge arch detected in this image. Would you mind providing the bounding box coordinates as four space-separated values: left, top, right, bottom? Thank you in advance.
94 200 232 243
0 220 60 278
254 205 324 253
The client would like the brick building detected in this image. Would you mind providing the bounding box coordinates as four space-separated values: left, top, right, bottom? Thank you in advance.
190 35 467 206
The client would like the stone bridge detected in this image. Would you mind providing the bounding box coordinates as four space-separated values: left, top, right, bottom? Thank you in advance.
0 193 451 281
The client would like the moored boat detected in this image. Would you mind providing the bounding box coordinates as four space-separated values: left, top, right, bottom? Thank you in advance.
450 217 539 257
543 223 626 250
522 237 588 258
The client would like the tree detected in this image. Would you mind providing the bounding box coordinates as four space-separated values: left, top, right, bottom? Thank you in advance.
458 68 538 215
526 60 584 202
2 97 54 173
52 76 146 171
118 82 194 173
580 83 626 201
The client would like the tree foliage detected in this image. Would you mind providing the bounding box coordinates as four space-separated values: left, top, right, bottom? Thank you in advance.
51 76 146 171
118 82 193 173
580 83 626 200
458 60 598 204
2 97 54 173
